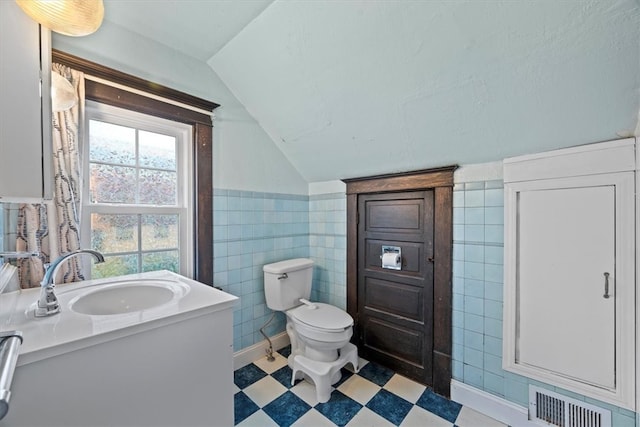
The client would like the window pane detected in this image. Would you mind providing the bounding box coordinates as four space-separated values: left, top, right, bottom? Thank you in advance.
91 214 138 252
139 131 176 170
92 254 138 279
141 214 178 250
139 169 177 205
142 251 179 273
89 120 136 165
84 103 192 281
90 164 136 203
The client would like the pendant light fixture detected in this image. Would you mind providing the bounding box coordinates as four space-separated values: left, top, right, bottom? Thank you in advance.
15 0 104 37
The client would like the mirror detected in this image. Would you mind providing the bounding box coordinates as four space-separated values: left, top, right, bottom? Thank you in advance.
1 203 25 291
0 202 17 254
0 200 87 290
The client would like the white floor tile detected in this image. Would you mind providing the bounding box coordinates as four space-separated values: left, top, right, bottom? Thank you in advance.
345 407 395 427
455 406 508 427
292 409 335 427
400 406 453 427
346 356 369 373
291 378 325 407
337 374 381 405
236 409 279 427
383 374 427 404
254 352 289 374
243 376 287 408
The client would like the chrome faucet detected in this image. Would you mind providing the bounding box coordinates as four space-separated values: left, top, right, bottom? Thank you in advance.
35 249 105 318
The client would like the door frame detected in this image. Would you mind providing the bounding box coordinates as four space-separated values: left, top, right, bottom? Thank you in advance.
343 166 457 397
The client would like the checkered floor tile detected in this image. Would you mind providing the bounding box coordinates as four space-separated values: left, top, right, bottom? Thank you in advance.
234 347 507 427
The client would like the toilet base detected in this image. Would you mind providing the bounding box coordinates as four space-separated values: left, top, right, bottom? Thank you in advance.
291 343 359 403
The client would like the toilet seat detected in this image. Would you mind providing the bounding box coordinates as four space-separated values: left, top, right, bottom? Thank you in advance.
289 303 353 333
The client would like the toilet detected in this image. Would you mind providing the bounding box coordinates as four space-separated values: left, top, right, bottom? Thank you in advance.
263 258 358 403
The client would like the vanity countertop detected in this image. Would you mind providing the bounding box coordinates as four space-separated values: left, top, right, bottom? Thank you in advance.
0 270 238 365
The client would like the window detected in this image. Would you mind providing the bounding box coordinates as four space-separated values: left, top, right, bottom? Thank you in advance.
53 49 217 285
82 101 193 279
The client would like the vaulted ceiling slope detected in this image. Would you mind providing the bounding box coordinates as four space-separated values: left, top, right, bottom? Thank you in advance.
103 0 273 62
106 1 640 183
209 1 640 182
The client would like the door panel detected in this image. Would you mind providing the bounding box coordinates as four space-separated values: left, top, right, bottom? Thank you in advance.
517 185 615 389
364 277 423 322
364 318 424 366
358 191 434 384
367 200 424 232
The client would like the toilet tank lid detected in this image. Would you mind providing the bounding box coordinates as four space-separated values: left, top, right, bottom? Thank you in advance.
263 258 314 274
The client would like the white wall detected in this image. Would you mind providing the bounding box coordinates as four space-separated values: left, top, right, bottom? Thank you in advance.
53 20 308 195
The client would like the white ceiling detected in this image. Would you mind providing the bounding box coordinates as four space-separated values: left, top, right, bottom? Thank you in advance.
104 0 640 183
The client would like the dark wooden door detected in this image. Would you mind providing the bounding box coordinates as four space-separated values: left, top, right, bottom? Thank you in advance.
357 190 435 384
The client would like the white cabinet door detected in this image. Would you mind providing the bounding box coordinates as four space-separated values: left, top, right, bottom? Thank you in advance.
503 139 636 410
0 1 51 200
517 180 615 388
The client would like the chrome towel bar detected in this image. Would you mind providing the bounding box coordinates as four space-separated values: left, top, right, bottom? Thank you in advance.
0 331 23 420
0 252 39 259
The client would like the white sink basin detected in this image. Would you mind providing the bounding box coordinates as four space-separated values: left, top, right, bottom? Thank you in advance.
69 279 188 315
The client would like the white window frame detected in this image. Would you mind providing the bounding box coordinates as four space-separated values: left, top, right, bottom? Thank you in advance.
82 100 194 278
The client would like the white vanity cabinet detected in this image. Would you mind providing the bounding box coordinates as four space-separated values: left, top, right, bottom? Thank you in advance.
0 271 238 426
503 139 636 410
0 1 52 201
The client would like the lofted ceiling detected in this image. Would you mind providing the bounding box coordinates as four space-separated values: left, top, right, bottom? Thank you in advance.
104 0 640 183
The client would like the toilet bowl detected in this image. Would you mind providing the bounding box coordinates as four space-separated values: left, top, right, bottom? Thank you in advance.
288 301 353 361
263 258 359 403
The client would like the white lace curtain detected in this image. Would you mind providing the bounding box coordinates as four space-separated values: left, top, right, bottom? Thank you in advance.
17 64 85 288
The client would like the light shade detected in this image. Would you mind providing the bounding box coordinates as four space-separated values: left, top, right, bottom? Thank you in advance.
15 0 104 37
51 71 77 112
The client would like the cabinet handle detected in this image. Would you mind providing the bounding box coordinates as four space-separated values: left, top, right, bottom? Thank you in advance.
603 272 610 299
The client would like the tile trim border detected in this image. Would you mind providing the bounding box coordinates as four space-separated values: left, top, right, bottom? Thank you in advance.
451 379 534 427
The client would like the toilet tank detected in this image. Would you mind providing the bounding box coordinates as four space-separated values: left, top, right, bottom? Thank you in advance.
263 258 314 311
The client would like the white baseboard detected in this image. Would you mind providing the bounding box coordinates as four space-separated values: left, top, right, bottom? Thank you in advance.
233 332 290 370
451 380 537 427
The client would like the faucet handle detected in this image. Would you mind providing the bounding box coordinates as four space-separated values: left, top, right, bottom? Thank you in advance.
34 286 60 317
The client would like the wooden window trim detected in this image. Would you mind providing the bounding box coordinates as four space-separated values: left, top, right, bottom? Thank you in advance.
52 49 218 285
343 165 457 397
52 49 219 114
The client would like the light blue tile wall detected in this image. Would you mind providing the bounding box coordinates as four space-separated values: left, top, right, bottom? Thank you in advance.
213 189 309 350
214 181 638 426
309 193 347 309
452 179 638 427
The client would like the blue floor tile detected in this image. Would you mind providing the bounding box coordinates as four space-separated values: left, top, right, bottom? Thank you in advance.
416 388 462 423
234 391 259 425
278 346 291 358
234 363 267 389
271 365 297 389
333 367 355 388
263 391 311 427
315 390 362 427
357 361 395 386
366 389 413 425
